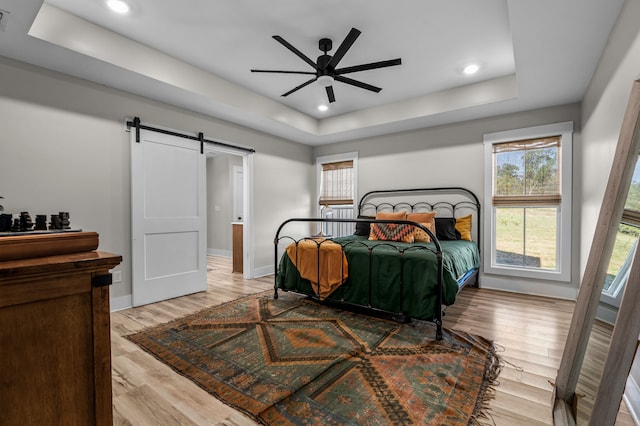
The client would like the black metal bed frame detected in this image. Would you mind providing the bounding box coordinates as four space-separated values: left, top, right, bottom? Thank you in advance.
273 187 481 341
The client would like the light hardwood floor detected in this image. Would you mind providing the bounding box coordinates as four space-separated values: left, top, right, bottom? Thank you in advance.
110 256 635 425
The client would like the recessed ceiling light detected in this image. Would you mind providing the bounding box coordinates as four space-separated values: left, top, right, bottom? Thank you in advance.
462 63 480 75
318 104 329 112
106 0 130 14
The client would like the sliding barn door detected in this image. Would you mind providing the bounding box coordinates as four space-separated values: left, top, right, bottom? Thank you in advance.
131 127 207 306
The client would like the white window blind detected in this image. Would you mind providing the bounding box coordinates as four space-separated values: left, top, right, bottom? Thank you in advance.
492 136 561 206
319 160 354 206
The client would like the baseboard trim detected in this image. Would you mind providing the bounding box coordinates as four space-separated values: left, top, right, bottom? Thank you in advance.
253 264 274 278
208 248 231 258
596 303 618 325
480 274 577 300
110 294 132 312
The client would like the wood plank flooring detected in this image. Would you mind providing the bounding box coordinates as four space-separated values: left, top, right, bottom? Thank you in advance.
110 256 635 425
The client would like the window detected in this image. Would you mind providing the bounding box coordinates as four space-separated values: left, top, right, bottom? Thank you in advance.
484 122 573 281
316 152 358 237
319 160 354 206
601 156 640 307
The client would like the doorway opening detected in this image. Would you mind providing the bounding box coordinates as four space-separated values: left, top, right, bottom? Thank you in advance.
205 145 253 279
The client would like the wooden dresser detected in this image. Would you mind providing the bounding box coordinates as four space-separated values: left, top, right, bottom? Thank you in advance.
0 232 121 425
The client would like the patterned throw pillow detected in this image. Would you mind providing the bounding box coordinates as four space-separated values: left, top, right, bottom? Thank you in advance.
369 211 415 243
407 212 437 243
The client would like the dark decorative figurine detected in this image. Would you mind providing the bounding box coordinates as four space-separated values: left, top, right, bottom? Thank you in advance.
50 214 62 230
34 215 47 231
0 213 11 232
19 212 33 232
49 212 71 230
59 212 71 229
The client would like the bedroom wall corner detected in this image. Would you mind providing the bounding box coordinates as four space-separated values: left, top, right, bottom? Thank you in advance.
251 150 314 276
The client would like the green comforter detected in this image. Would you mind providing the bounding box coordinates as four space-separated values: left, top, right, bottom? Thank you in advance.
276 235 480 320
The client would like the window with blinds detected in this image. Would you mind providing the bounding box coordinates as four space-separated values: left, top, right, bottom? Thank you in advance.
491 136 561 271
483 121 573 283
319 160 354 206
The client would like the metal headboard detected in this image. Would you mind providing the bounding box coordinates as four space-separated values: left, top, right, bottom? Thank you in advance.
357 186 481 244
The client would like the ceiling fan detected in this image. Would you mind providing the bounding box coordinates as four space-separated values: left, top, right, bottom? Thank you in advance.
251 28 402 104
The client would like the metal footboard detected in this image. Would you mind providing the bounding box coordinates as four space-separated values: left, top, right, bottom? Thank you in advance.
274 217 445 340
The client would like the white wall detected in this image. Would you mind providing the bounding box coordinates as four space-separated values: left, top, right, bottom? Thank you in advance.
314 103 581 298
0 56 313 309
252 152 314 276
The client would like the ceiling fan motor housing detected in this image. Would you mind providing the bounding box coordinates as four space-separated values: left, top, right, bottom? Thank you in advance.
317 54 332 75
319 38 332 53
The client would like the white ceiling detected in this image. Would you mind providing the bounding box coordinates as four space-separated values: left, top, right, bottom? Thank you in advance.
0 0 625 145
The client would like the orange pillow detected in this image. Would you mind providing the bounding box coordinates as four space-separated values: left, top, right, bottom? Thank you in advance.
375 211 407 221
455 215 472 241
408 212 437 242
369 211 414 243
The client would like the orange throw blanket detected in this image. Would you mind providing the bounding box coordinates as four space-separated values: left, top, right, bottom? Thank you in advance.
286 239 348 300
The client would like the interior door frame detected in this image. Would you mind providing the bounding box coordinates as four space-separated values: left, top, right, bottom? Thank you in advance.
205 144 254 279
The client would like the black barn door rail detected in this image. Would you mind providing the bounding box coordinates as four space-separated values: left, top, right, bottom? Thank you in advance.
126 116 256 153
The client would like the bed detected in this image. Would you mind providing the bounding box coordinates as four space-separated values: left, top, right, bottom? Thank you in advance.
274 187 480 340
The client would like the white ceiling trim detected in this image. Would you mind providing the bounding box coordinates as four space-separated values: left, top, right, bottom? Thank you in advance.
28 3 519 144
319 75 518 135
29 3 318 135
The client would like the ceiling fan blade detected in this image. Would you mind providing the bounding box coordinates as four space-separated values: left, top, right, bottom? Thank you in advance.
251 69 316 75
282 78 316 97
273 35 318 70
326 86 336 103
326 28 361 70
335 58 402 75
334 75 382 93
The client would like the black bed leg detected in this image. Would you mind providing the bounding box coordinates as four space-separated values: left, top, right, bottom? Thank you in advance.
274 287 279 299
435 319 443 341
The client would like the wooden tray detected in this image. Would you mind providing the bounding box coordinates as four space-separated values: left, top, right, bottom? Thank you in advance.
0 231 99 261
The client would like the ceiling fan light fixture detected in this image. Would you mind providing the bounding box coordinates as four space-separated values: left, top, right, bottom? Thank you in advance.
318 104 329 112
317 75 334 87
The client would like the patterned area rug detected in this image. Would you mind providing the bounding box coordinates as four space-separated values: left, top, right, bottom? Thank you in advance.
127 292 501 425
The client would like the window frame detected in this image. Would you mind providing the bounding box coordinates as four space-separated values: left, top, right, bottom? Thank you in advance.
600 235 636 307
316 151 358 216
601 173 640 307
483 122 573 282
